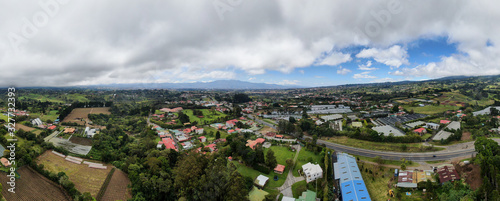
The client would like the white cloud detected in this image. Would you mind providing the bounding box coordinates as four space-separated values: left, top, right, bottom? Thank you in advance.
277 80 300 85
353 71 376 79
373 77 397 82
1 1 500 86
318 52 352 66
299 70 305 74
248 77 256 81
357 61 378 70
356 45 409 68
337 67 352 75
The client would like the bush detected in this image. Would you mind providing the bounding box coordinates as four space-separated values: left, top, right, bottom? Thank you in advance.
252 164 271 174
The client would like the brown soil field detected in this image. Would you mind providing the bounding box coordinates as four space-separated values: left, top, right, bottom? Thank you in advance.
69 136 93 146
37 150 112 197
101 169 132 201
461 131 472 141
259 126 277 134
62 107 111 126
455 162 482 190
15 124 36 132
0 166 71 201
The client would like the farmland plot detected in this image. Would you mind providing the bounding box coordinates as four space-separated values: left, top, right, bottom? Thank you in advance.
0 166 71 201
37 150 112 197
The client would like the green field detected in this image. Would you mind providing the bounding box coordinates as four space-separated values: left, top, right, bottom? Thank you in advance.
402 105 459 115
264 146 295 166
352 154 417 167
291 180 307 198
249 186 268 201
203 126 228 142
292 149 322 177
0 113 8 122
30 110 59 122
232 161 288 191
263 119 277 125
323 136 444 153
19 93 88 103
358 162 394 201
183 109 228 125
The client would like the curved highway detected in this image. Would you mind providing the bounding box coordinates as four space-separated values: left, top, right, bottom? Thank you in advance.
316 139 476 162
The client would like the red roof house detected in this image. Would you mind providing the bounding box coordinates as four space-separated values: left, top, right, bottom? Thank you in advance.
440 120 451 124
413 128 427 135
48 125 57 130
161 138 177 151
274 164 285 174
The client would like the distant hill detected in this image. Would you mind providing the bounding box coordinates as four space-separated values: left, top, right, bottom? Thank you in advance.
87 80 303 90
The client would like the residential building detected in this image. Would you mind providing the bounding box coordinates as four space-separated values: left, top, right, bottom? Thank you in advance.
437 164 460 184
255 175 269 189
274 164 285 174
413 127 427 135
302 162 323 183
330 120 343 131
199 136 206 143
0 158 10 167
425 123 440 130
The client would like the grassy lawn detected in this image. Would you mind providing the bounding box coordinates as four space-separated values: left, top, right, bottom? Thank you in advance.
0 113 8 122
426 160 446 164
203 126 228 142
29 110 59 122
352 154 418 167
249 186 268 201
263 119 277 125
358 162 394 201
183 109 227 125
264 146 296 166
291 180 307 198
155 137 161 143
231 161 288 191
402 105 459 115
3 133 26 147
292 149 322 177
421 133 432 140
323 136 445 152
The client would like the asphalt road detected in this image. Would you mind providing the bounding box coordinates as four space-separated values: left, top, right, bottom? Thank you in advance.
311 138 478 162
244 114 277 130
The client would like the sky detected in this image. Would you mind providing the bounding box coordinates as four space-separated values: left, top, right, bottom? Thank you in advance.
0 0 499 87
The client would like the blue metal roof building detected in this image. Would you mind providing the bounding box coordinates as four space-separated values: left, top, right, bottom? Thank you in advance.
334 153 371 201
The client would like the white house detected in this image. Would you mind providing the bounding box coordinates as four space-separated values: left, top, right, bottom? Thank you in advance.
85 127 97 138
302 162 323 183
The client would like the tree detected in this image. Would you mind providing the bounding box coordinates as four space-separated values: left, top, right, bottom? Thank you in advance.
266 149 277 169
286 158 293 168
215 131 221 139
392 104 399 113
225 171 250 201
289 116 296 124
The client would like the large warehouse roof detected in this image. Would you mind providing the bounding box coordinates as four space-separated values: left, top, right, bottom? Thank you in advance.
334 153 371 201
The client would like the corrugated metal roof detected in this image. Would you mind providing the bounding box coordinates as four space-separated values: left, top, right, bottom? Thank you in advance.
335 153 371 201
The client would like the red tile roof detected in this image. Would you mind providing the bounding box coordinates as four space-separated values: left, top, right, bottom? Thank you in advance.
161 138 177 151
440 120 451 124
413 128 426 133
274 164 285 173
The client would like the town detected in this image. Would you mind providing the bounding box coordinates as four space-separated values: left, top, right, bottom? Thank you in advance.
0 75 499 201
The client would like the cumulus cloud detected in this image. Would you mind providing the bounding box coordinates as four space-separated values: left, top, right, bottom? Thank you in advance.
357 61 378 70
356 45 409 68
277 80 300 85
337 67 352 75
353 71 376 79
1 0 500 86
318 52 352 66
